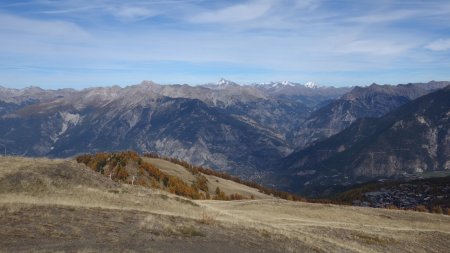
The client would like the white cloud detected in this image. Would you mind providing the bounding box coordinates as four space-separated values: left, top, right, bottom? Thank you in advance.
293 0 319 10
190 0 272 23
335 40 414 56
40 6 95 14
107 5 157 21
347 10 419 24
31 1 165 22
425 38 450 51
0 13 90 40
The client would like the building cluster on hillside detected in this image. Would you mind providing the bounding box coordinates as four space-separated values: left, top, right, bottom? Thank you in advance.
352 183 450 209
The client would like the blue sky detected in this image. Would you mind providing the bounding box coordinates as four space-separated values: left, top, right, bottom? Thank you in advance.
0 0 449 89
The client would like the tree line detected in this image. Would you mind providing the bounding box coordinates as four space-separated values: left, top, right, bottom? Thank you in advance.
142 152 307 202
76 151 251 200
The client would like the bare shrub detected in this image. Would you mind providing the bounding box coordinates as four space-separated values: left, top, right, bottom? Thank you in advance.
199 208 216 225
415 205 428 212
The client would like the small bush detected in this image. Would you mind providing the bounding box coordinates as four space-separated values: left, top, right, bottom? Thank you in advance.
415 205 428 212
385 204 399 210
431 205 443 214
200 209 216 225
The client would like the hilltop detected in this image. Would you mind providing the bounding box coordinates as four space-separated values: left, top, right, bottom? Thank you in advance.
1 155 449 252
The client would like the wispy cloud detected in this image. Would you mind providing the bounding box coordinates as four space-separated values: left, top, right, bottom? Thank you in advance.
346 10 419 24
292 0 319 10
335 40 415 56
425 38 450 51
106 5 157 22
0 13 90 40
190 0 273 23
24 0 183 22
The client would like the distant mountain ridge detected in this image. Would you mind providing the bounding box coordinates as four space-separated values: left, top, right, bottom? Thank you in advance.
0 80 448 186
292 81 450 149
276 85 450 196
1 80 326 176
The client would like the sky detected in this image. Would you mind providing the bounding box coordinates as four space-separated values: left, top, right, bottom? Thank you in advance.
0 0 449 89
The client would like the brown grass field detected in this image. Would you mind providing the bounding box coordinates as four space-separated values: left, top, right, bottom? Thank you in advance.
0 156 449 253
143 157 272 199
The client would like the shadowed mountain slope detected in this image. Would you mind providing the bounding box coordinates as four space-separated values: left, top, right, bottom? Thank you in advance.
293 81 449 149
277 85 450 196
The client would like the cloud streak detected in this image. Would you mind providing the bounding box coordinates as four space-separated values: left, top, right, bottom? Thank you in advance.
0 13 90 40
190 0 272 23
425 38 450 51
107 5 157 21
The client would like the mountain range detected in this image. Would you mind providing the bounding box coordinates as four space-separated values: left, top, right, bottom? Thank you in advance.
0 80 448 193
292 81 449 148
0 80 347 176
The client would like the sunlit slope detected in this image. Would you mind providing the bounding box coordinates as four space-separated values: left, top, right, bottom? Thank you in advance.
144 157 271 199
0 156 449 253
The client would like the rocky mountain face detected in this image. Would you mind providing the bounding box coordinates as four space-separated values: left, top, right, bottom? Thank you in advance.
292 81 450 149
251 80 351 108
276 86 450 196
0 80 448 185
0 80 337 176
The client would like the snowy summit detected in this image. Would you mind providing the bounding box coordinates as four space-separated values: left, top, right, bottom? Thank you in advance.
304 82 320 89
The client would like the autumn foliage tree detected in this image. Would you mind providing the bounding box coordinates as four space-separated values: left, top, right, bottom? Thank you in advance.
77 151 205 199
143 152 307 202
77 151 309 203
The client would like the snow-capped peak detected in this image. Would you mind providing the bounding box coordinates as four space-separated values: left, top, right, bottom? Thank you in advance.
268 81 295 88
304 81 320 89
217 78 233 86
215 78 239 89
281 81 295 87
251 81 299 89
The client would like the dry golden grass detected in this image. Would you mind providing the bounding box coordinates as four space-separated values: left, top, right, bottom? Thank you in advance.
0 156 202 218
199 199 450 252
144 157 271 199
143 157 197 184
1 156 449 253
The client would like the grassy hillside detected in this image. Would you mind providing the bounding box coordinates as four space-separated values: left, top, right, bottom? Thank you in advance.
1 156 449 252
75 151 305 201
75 151 273 200
143 157 271 199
